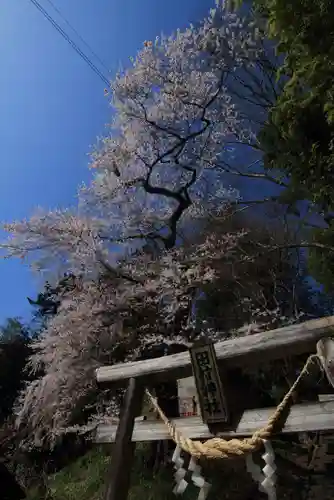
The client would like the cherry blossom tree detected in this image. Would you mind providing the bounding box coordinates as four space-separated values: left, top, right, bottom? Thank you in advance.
2 5 272 274
0 5 286 443
13 227 248 446
81 4 279 249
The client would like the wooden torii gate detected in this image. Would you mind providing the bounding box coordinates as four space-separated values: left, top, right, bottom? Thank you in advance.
95 316 334 500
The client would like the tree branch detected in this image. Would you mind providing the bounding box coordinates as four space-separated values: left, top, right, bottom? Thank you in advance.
96 252 143 284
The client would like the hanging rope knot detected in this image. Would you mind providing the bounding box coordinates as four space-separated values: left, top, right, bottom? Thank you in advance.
146 354 320 460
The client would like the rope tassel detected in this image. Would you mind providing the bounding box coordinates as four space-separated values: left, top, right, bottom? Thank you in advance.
188 456 211 500
146 352 326 499
246 440 277 500
172 445 211 500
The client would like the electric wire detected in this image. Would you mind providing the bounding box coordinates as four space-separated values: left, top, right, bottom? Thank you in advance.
28 0 110 87
44 0 111 75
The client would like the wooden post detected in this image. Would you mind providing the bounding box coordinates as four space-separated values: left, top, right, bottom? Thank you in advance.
104 377 144 500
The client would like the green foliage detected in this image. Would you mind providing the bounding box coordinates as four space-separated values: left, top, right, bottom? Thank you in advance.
27 444 260 500
256 0 334 208
28 273 77 328
261 92 334 212
27 441 334 500
308 225 334 292
254 0 334 287
0 318 32 422
27 446 186 500
0 317 29 342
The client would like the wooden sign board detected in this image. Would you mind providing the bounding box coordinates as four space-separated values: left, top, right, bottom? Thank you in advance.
189 339 229 424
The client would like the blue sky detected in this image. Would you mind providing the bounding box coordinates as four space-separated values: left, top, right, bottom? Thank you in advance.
0 0 214 324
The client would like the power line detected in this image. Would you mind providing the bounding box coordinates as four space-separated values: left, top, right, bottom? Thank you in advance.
29 0 110 87
44 0 111 75
28 0 110 87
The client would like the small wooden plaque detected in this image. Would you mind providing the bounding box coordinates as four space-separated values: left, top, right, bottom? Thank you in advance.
189 338 229 424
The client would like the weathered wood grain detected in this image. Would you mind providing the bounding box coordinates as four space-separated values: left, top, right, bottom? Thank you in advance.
318 394 334 402
96 316 334 384
95 401 334 443
104 377 144 500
